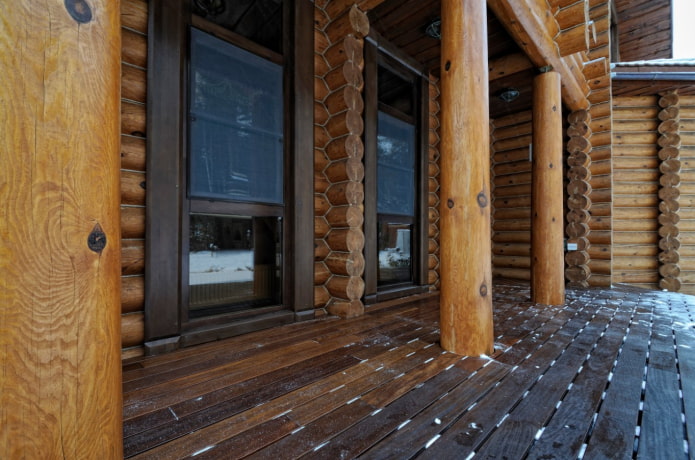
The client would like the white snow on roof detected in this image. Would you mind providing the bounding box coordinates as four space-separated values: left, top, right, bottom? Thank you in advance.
612 58 695 68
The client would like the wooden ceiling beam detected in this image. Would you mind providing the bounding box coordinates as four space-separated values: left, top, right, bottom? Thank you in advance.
487 0 590 110
488 52 534 81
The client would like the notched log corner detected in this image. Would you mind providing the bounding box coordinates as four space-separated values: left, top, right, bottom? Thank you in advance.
87 223 107 253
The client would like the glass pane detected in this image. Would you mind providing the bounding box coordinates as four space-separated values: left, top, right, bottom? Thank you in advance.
189 214 282 313
377 111 415 216
378 221 413 285
378 65 414 116
189 28 283 204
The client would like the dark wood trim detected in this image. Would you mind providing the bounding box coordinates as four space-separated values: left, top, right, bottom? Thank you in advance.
191 15 284 65
288 0 315 317
365 28 428 78
363 38 430 304
189 200 284 217
417 75 430 286
363 40 379 300
377 101 415 125
145 0 187 342
180 310 295 347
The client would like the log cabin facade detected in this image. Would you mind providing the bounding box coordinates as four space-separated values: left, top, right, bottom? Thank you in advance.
2 0 694 456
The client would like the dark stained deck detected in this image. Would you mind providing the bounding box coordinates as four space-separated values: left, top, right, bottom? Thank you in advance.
122 280 695 459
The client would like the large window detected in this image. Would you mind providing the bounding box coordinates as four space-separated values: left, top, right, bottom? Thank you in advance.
364 40 429 303
185 28 284 317
146 0 313 349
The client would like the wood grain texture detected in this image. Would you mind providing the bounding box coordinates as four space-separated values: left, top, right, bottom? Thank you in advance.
439 0 493 356
0 1 123 457
531 72 565 305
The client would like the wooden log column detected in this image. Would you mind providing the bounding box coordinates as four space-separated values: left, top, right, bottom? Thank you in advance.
531 71 565 305
440 0 493 356
0 1 122 458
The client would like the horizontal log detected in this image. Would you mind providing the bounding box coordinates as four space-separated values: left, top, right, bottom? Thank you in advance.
493 242 530 256
315 77 330 103
613 95 658 108
325 134 364 161
587 244 611 260
613 257 659 271
326 205 363 228
323 83 364 114
660 277 681 292
588 259 611 275
493 255 530 269
613 132 658 145
315 216 330 238
122 27 147 68
122 0 148 34
493 134 532 153
493 110 533 129
556 24 589 56
121 170 146 206
613 231 659 245
493 219 531 232
122 313 144 348
326 227 364 252
428 270 439 286
583 57 607 80
326 251 365 277
121 206 145 239
494 195 532 209
613 207 658 220
613 244 658 258
428 254 438 270
122 100 146 137
613 271 659 284
315 238 330 261
324 60 363 92
493 121 532 141
589 231 611 245
495 183 532 198
613 219 658 232
122 64 146 103
122 275 144 313
315 102 330 126
314 285 330 308
325 157 364 183
326 275 364 301
324 6 369 42
613 157 659 170
315 261 331 284
588 216 610 231
122 240 144 276
325 109 364 138
121 135 146 171
492 267 530 281
494 207 531 221
613 170 658 183
492 231 531 244
326 180 364 206
488 52 533 81
495 160 532 177
613 106 658 121
555 1 588 30
494 147 531 165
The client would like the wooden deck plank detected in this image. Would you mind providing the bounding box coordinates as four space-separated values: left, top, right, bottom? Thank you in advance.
583 307 652 459
121 282 695 459
525 307 634 459
427 307 616 458
638 302 686 459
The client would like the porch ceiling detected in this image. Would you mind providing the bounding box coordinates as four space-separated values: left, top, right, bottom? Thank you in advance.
368 0 534 119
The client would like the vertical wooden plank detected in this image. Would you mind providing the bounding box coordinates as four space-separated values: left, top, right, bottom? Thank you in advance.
289 0 317 318
439 0 494 355
145 0 184 344
531 71 566 305
0 1 123 457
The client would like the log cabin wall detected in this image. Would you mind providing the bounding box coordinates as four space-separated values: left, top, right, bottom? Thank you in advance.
678 96 695 295
610 94 695 295
612 95 660 289
490 110 533 281
584 0 614 287
427 78 441 290
121 0 148 359
313 1 369 318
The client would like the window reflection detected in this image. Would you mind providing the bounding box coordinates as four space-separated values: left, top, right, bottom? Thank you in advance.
189 214 282 315
378 221 413 285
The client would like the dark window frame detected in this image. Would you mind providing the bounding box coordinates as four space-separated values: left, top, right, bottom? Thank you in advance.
145 0 313 350
363 34 429 305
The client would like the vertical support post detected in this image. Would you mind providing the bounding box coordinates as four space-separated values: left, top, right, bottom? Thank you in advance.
532 71 566 305
0 1 123 457
440 0 494 356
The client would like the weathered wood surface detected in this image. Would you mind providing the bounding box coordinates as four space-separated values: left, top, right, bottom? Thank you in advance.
531 71 565 305
122 281 695 458
439 0 493 355
1 1 123 457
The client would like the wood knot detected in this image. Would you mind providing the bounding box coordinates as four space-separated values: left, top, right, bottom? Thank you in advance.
447 199 454 209
140 181 147 190
479 283 488 297
476 192 488 208
65 0 93 23
87 223 107 253
445 61 451 71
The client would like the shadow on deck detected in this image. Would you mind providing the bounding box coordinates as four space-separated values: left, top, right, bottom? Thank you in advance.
122 280 695 459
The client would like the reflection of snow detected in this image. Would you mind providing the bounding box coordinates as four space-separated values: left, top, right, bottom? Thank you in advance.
379 248 411 268
189 250 253 285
